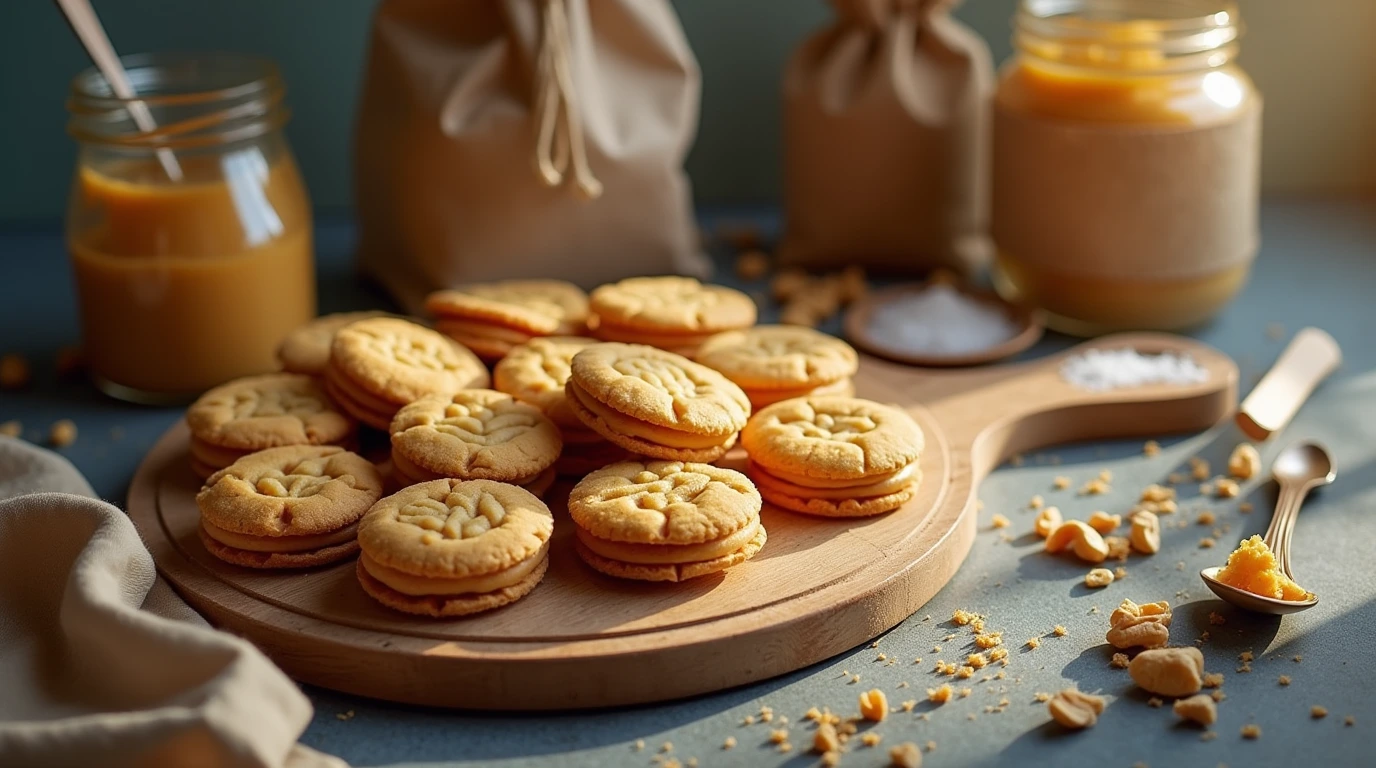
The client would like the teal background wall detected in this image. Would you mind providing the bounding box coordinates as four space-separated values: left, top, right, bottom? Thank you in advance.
0 0 1017 224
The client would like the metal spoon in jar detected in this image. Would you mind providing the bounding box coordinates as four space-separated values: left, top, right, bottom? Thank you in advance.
1200 441 1334 615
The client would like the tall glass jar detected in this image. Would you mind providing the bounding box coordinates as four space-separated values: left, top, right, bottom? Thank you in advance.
67 54 314 403
991 0 1260 336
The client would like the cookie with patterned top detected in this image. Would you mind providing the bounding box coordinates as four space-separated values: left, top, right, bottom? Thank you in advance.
566 343 751 462
388 389 561 491
196 445 383 568
427 280 589 362
742 396 923 517
186 373 357 477
492 336 599 430
326 317 489 429
356 479 553 616
589 277 756 356
567 461 765 581
696 325 858 409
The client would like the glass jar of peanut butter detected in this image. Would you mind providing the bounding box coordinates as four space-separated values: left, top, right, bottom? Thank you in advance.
67 54 314 403
992 0 1260 336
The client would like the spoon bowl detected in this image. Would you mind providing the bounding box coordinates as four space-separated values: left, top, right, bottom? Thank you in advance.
1199 441 1334 615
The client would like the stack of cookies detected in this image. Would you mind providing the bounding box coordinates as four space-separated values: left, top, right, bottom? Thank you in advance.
356 479 553 617
697 325 859 409
588 276 756 358
276 311 397 375
565 343 751 463
185 373 356 479
389 389 562 498
493 337 632 475
743 396 924 517
324 317 489 430
426 280 589 363
568 461 766 582
196 446 383 568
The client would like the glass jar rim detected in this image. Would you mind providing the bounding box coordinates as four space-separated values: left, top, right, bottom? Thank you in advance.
1015 0 1242 73
68 52 287 149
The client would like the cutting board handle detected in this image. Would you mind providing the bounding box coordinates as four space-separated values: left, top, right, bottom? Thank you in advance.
864 333 1239 479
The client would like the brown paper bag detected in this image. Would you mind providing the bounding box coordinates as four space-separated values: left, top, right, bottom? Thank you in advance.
355 0 708 312
779 0 993 275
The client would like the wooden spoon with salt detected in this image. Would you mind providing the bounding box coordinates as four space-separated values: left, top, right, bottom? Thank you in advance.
844 280 1044 367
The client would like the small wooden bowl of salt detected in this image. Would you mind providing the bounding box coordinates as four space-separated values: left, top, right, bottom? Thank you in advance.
844 277 1043 367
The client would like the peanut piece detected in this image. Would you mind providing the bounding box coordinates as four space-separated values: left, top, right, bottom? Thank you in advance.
734 249 770 281
1129 647 1205 697
1085 568 1115 588
1087 510 1121 534
1174 694 1217 725
1106 599 1172 649
814 722 840 754
1045 520 1108 563
859 688 888 722
1034 506 1063 538
1047 689 1106 729
1129 511 1161 554
889 741 923 768
1228 443 1261 479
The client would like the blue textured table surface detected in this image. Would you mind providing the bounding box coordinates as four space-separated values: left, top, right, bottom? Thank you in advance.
2 201 1374 768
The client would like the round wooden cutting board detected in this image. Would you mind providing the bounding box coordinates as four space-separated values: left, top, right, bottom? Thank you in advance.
128 333 1236 710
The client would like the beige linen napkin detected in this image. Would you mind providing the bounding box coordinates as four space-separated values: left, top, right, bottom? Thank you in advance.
0 436 346 768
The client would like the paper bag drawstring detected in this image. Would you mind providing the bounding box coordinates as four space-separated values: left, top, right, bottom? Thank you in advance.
534 0 602 200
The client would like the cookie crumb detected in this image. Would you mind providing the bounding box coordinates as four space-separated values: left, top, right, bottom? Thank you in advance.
1143 440 1161 457
1279 675 1291 686
1203 673 1224 688
742 715 755 725
890 741 923 768
634 740 645 751
1111 653 1130 669
1208 612 1226 627
1053 625 1067 637
721 736 736 750
850 674 861 684
1026 637 1040 649
1345 716 1355 726
769 729 788 744
820 750 840 767
990 513 1010 529
49 419 77 448
1029 494 1044 509
1199 537 1216 549
974 632 1003 649
927 684 953 703
0 354 30 389
1053 476 1071 490
1114 566 1129 579
1211 690 1226 702
1197 510 1217 525
1241 724 1261 739
1311 706 1327 719
862 732 883 747
1215 478 1241 498
1080 478 1110 495
1148 697 1164 708
335 710 355 721
1240 502 1254 513
776 742 793 754
1201 731 1217 741
661 741 673 753
1293 655 1303 663
0 420 21 439
1190 457 1211 481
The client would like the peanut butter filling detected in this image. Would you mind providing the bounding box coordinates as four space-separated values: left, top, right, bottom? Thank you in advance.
575 519 761 564
201 519 358 553
752 462 919 499
568 381 733 449
360 545 547 596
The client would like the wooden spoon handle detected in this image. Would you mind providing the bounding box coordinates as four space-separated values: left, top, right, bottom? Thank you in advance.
1237 328 1341 441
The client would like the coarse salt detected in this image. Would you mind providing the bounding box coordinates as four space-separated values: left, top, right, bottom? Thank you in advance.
1061 349 1208 391
866 284 1021 357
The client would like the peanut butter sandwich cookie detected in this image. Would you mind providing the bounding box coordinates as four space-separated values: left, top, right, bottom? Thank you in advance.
276 311 400 375
389 389 561 497
566 343 751 463
197 445 383 568
493 337 633 474
324 317 489 430
742 396 924 517
697 325 859 409
568 461 766 582
426 280 589 362
356 479 553 617
589 276 756 357
186 373 356 479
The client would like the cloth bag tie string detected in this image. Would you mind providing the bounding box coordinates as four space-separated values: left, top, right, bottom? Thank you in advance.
534 0 603 199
